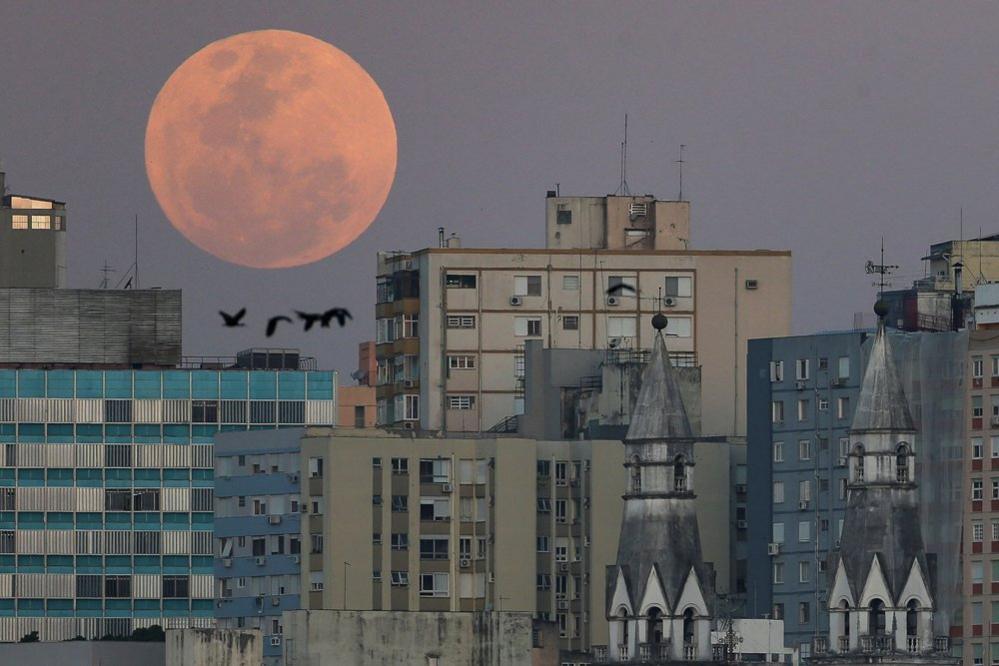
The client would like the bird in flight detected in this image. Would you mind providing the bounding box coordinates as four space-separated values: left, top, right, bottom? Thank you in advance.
266 315 293 338
295 311 323 331
219 308 247 327
320 308 352 327
607 283 637 295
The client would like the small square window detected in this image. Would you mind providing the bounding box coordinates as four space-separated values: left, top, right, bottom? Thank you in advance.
562 315 579 331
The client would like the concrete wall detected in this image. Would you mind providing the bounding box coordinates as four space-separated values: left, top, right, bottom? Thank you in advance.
283 609 540 666
338 385 376 427
165 628 261 666
0 641 164 666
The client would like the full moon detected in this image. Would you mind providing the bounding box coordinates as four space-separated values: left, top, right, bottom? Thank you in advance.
145 30 397 268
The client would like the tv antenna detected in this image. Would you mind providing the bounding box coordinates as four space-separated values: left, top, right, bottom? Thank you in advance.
677 144 686 200
864 237 898 299
615 114 631 196
98 260 115 290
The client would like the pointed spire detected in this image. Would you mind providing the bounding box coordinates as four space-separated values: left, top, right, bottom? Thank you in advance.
850 301 916 434
625 315 693 441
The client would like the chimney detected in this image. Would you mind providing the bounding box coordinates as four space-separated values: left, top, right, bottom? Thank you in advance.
438 227 445 248
954 261 964 294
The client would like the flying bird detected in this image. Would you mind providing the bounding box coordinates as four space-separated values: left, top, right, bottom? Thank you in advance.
266 315 293 338
295 311 323 331
320 308 352 327
606 283 637 295
220 308 247 327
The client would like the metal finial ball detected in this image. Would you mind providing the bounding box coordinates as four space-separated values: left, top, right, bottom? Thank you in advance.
651 313 668 331
873 300 889 318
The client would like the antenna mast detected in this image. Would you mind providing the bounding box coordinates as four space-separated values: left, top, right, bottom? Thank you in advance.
615 114 631 196
99 260 114 290
865 237 898 300
134 214 139 290
677 144 686 201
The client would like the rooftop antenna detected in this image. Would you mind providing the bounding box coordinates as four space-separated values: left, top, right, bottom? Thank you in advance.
99 260 115 290
134 214 139 290
615 114 631 196
865 237 898 301
676 144 686 201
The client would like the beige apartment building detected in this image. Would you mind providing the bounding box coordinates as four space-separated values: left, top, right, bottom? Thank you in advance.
963 329 999 666
296 427 738 656
374 193 791 436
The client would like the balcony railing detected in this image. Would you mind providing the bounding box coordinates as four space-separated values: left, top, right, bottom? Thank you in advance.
906 636 921 653
812 636 829 654
860 634 894 653
838 636 849 652
638 642 671 661
675 477 688 492
619 644 630 660
683 642 697 660
592 645 609 663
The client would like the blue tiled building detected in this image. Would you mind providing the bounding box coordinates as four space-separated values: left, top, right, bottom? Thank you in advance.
213 428 304 666
0 367 335 642
747 329 964 659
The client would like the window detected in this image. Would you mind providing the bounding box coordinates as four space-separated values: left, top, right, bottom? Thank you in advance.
392 495 408 512
372 457 382 468
447 395 475 410
163 575 189 598
799 480 812 503
973 357 983 378
773 562 784 584
537 498 551 513
445 274 476 289
514 275 542 296
419 458 451 483
556 209 572 225
994 522 999 542
664 276 692 298
796 359 810 381
105 576 131 598
402 394 419 421
770 361 784 382
818 398 829 411
799 602 810 625
390 571 409 587
562 315 579 331
797 399 809 421
837 397 850 420
537 536 550 552
993 479 999 501
798 521 811 542
974 438 985 459
838 356 850 379
772 522 785 543
11 214 28 229
974 395 984 418
771 401 784 423
562 275 580 290
514 317 542 337
607 316 637 339
537 574 552 590
419 572 449 597
391 458 408 474
555 541 568 562
389 533 409 550
420 537 449 560
419 497 451 521
974 522 985 542
447 355 475 370
992 437 999 458
400 314 418 338
773 441 784 463
310 496 323 515
446 315 476 329
308 457 324 478
993 355 999 377
799 439 811 460
799 561 810 583
555 499 567 523
311 534 324 553
839 437 850 460
773 482 784 504
974 480 984 501
310 572 324 592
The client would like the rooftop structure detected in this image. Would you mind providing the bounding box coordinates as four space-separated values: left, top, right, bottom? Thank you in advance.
0 172 67 289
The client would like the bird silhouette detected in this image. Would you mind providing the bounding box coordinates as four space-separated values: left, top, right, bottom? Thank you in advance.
295 311 323 331
220 308 247 327
266 315 293 338
320 308 352 327
606 282 637 295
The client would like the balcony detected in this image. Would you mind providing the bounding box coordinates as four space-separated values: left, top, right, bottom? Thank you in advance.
638 642 671 661
683 643 697 660
860 634 894 653
674 477 688 492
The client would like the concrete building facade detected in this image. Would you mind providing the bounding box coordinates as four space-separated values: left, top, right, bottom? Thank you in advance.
0 366 336 641
374 193 791 436
0 173 67 289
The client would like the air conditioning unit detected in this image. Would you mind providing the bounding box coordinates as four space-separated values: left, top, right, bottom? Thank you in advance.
795 381 806 390
271 597 280 606
557 600 569 610
606 296 620 306
768 543 781 556
403 379 416 389
663 297 676 307
488 573 495 583
402 422 415 430
291 555 300 564
222 558 232 568
255 556 266 565
270 636 282 647
268 515 282 525
459 557 471 568
837 457 848 467
558 562 569 572
799 500 810 510
991 416 999 427
583 537 591 547
745 279 759 290
736 520 748 529
441 483 453 494
510 295 523 306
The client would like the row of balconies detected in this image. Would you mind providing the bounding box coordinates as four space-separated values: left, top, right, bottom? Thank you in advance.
591 642 708 663
812 634 950 655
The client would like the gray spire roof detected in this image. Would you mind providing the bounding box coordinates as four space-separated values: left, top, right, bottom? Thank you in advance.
850 320 916 434
624 330 693 441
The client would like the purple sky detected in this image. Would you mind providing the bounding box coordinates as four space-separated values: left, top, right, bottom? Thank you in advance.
4 2 999 376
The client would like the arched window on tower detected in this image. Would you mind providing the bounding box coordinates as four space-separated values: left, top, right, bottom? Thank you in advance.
630 455 642 493
618 607 629 653
839 600 851 652
647 607 663 645
682 608 696 649
674 456 687 492
854 445 865 483
906 599 919 651
869 599 886 636
896 444 910 483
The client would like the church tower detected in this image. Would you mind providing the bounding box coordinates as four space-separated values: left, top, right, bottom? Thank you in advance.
605 314 714 663
818 302 955 664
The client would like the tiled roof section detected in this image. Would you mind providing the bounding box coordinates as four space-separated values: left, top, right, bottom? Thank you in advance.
624 331 693 441
850 321 916 434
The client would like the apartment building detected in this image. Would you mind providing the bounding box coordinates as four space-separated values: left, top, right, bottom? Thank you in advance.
0 172 67 289
0 365 336 642
747 329 965 658
375 192 792 435
213 428 304 666
295 427 738 657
